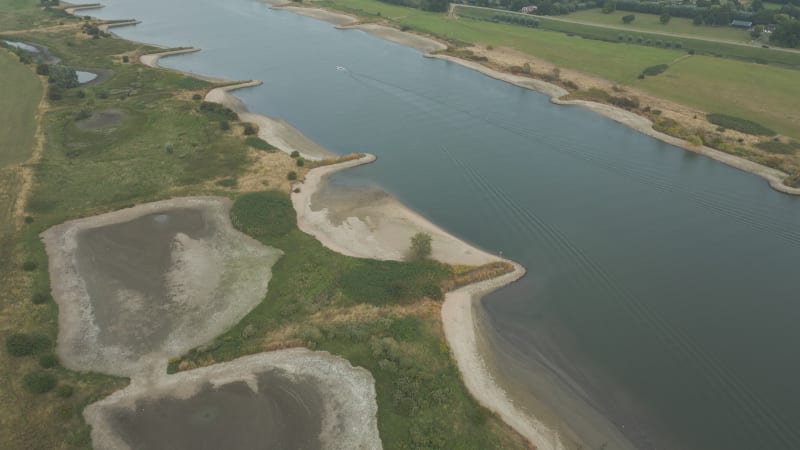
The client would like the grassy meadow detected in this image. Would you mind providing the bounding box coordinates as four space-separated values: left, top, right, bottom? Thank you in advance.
0 49 41 167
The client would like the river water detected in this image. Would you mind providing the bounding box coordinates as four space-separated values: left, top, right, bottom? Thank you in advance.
83 1 800 449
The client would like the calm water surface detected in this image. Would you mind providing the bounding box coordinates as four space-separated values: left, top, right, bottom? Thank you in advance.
85 1 800 448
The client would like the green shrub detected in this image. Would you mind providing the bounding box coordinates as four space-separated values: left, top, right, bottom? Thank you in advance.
199 102 238 121
38 353 58 368
687 135 703 146
287 171 297 181
23 371 57 394
408 232 432 261
230 192 295 242
244 136 276 151
22 261 37 271
756 140 800 154
296 158 305 167
215 178 238 188
122 55 129 63
192 93 202 101
75 109 91 121
220 120 230 131
706 113 776 136
339 259 449 305
641 64 669 77
32 292 51 305
6 333 51 356
290 150 300 158
56 384 75 398
242 123 257 135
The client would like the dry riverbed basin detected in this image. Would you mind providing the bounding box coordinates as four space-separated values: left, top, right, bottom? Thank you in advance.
85 349 382 450
41 197 282 377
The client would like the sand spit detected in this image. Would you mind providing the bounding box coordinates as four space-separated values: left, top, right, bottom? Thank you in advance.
41 197 282 378
206 81 337 161
442 263 566 450
85 348 382 450
292 154 496 266
63 3 103 15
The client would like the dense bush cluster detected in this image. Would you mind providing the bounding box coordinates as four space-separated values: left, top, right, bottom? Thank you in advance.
198 101 238 121
230 191 296 242
707 113 776 136
5 333 51 357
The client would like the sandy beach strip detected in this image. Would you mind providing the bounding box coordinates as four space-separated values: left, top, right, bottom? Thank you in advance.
205 81 337 161
442 263 566 450
292 153 498 266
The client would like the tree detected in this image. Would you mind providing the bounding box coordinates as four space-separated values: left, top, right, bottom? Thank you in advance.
602 0 616 13
770 19 800 47
622 14 636 23
48 64 78 89
660 13 671 24
751 24 764 39
408 232 432 261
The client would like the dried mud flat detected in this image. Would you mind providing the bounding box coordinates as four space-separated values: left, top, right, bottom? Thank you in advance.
85 349 382 450
42 197 382 449
41 197 282 377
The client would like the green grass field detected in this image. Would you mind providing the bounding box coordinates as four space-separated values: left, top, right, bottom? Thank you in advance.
641 55 800 138
0 49 41 167
0 0 72 31
563 8 752 42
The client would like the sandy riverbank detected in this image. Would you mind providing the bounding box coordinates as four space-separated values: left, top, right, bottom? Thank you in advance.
205 81 337 161
441 262 570 450
292 154 497 266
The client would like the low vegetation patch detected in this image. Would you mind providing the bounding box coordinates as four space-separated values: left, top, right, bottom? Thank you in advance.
5 333 51 357
707 113 776 136
640 63 669 77
244 136 277 152
756 139 800 155
22 371 57 394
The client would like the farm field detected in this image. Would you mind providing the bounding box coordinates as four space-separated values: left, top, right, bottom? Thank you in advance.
563 8 752 42
0 48 41 167
642 55 800 138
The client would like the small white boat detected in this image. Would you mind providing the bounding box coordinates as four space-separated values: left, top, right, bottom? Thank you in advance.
336 66 346 71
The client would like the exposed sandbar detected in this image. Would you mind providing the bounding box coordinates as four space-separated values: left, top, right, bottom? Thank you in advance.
206 81 337 161
292 154 496 266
